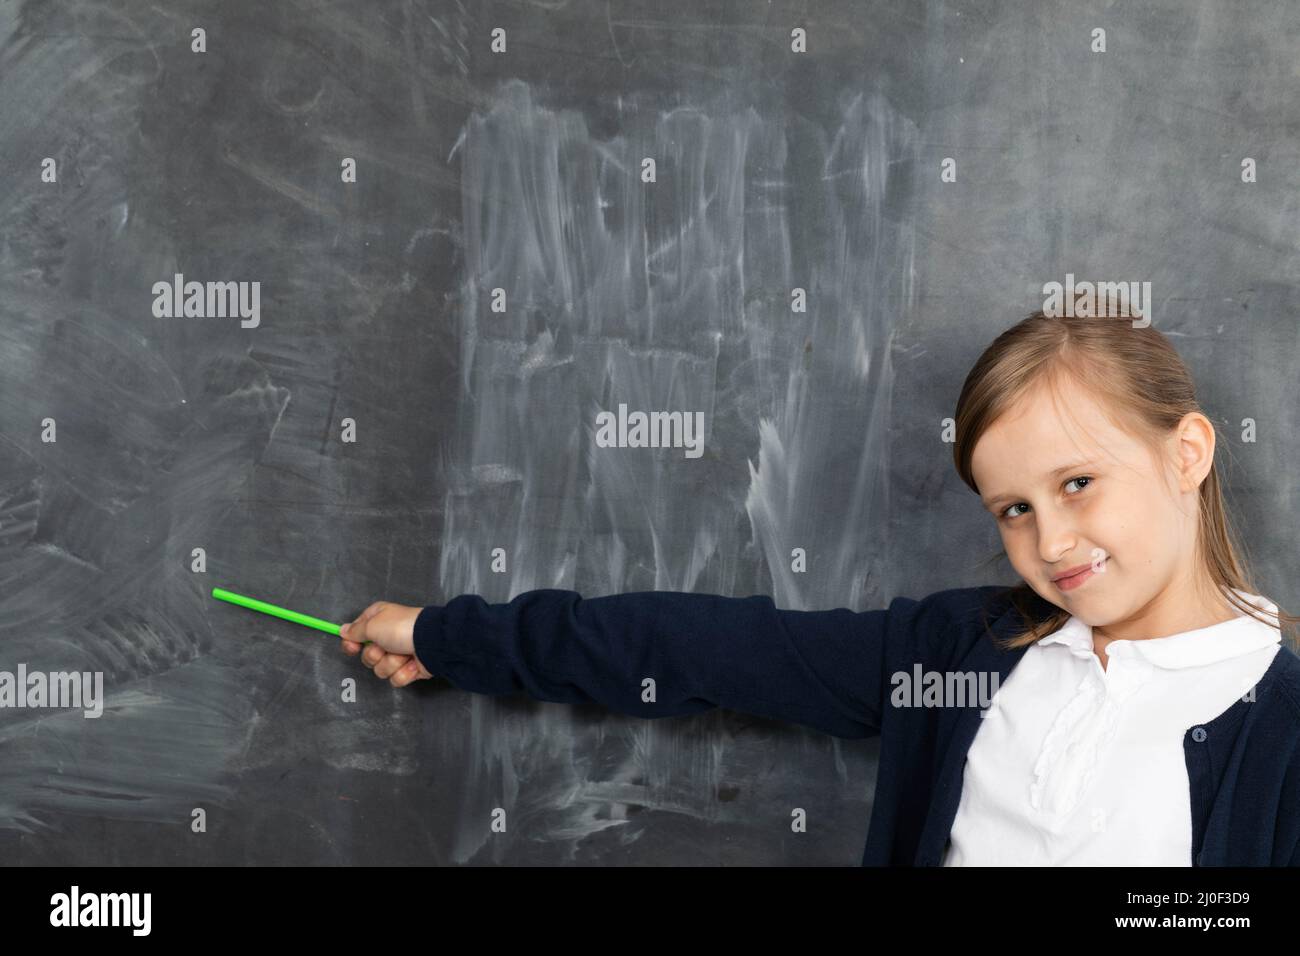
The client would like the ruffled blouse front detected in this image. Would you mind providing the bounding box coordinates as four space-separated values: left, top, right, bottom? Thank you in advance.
1026 621 1154 819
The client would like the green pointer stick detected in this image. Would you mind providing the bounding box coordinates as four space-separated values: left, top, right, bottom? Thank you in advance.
211 586 372 644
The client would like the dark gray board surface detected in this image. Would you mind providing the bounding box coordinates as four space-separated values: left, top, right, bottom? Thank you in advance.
1 0 1296 864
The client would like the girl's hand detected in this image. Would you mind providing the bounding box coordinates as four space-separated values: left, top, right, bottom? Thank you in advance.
340 601 432 687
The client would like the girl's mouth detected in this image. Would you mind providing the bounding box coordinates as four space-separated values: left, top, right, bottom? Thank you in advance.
1053 560 1104 591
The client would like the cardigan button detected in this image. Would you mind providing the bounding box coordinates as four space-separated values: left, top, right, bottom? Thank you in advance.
1191 726 1207 742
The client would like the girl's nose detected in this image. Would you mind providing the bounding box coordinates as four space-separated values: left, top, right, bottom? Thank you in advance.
1036 511 1077 564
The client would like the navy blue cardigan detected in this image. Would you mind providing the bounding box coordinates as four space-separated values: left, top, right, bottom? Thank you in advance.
411 584 1300 866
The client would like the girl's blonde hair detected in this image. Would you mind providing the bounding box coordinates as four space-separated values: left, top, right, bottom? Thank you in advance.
952 296 1298 650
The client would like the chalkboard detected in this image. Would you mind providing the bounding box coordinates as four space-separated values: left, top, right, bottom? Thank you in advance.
1 0 1296 866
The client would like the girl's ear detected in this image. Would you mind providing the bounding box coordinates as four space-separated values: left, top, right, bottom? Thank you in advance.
1174 412 1216 491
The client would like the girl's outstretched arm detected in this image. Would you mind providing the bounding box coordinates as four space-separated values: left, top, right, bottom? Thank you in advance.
408 587 974 739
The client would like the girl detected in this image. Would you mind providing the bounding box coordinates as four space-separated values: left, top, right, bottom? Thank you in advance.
339 304 1300 866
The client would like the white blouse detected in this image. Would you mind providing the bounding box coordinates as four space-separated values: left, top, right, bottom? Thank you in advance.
942 589 1282 865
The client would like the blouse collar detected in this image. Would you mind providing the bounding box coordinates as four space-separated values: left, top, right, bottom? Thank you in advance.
1037 588 1282 669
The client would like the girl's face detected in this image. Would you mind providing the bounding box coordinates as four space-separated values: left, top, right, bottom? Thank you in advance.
969 371 1219 639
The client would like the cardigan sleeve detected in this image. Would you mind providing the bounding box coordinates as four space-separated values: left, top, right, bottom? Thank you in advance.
411 587 973 739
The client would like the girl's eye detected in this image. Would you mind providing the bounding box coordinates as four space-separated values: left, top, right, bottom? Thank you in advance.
999 476 1093 520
